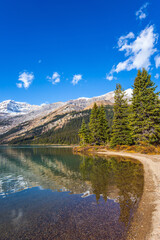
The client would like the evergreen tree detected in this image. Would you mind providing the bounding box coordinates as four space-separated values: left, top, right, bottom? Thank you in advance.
130 69 160 145
78 119 89 145
98 105 109 144
111 84 132 147
89 103 100 144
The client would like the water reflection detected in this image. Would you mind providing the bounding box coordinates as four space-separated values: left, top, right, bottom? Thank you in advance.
0 147 86 196
0 147 144 240
80 156 143 225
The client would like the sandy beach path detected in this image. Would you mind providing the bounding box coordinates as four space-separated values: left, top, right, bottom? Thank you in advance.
97 151 160 240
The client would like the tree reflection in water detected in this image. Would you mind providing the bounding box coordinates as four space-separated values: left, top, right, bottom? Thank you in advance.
80 155 144 226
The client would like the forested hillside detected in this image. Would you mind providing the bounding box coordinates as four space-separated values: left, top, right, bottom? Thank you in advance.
4 106 113 145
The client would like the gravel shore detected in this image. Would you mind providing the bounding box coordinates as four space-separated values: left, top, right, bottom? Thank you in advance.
97 151 160 240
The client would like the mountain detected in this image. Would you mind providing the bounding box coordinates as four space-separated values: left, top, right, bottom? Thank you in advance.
0 100 65 118
0 100 40 116
0 88 132 117
0 89 132 144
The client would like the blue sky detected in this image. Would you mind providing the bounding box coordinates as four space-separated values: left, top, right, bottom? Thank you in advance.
0 0 160 105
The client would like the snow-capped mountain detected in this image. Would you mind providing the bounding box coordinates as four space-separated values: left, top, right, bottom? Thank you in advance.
0 100 40 115
0 88 133 117
65 88 133 110
0 88 133 139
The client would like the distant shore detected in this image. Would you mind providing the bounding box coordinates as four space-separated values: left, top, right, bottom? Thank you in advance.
0 144 74 148
75 148 160 240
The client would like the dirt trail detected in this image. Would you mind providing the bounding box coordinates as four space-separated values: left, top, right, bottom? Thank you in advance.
97 151 160 240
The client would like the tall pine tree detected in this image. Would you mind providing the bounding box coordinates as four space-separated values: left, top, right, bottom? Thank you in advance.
78 119 89 145
130 69 160 145
89 103 100 145
98 105 109 144
111 84 132 147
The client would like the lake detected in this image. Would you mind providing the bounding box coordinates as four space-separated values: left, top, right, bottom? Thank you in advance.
0 146 144 240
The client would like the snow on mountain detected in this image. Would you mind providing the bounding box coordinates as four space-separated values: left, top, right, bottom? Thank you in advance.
67 88 133 109
124 88 133 98
0 88 133 117
0 88 133 141
0 100 40 115
92 88 133 103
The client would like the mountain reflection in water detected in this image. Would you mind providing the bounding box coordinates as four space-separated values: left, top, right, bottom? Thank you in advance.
0 146 144 240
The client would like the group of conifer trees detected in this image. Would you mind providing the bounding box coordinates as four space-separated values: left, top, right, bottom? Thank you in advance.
79 69 160 147
79 104 110 145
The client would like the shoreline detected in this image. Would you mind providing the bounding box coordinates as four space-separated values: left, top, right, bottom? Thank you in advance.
0 144 74 148
1 144 159 238
96 150 160 240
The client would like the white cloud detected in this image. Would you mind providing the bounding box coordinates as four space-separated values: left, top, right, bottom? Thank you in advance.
54 77 60 83
47 72 60 85
118 32 135 49
17 72 34 89
136 2 149 20
72 74 82 85
155 73 159 79
155 55 160 68
106 25 158 80
106 67 117 81
16 83 23 88
106 75 114 81
38 59 42 64
52 72 59 79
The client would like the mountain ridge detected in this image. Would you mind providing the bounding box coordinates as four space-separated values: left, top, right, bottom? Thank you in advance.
0 88 133 117
0 88 133 144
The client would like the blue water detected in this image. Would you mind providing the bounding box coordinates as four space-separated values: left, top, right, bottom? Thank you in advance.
0 146 144 240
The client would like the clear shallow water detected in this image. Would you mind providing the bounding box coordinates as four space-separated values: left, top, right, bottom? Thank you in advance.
0 146 144 240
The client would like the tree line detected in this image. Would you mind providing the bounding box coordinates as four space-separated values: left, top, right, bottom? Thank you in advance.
79 69 160 147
